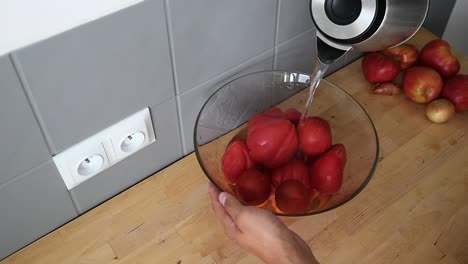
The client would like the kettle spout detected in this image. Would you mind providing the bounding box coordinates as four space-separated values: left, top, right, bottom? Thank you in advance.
317 38 350 65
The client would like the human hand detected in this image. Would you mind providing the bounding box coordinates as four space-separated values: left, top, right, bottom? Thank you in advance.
208 184 319 264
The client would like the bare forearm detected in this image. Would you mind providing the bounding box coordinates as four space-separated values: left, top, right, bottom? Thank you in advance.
263 231 319 264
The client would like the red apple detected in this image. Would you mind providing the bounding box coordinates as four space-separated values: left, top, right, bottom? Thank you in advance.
235 168 271 206
297 117 332 156
419 39 460 79
441 74 468 112
362 52 400 83
403 66 443 103
381 44 419 70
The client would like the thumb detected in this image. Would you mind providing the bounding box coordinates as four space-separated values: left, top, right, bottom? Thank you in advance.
219 192 243 222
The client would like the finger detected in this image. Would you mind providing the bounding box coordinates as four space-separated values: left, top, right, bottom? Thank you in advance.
208 184 229 221
208 184 241 240
208 184 226 215
208 183 221 209
221 214 241 241
219 192 243 222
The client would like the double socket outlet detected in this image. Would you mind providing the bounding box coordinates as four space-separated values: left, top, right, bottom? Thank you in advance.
53 108 156 190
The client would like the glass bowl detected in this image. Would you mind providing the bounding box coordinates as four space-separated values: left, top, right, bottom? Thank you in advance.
194 70 378 216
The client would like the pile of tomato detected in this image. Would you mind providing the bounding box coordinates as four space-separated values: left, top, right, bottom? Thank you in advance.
221 107 347 214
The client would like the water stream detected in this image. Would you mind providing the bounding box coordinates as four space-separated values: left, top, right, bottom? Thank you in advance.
303 59 329 118
302 38 351 118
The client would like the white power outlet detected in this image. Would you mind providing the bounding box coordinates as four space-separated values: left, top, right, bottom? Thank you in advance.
53 108 156 189
106 110 154 160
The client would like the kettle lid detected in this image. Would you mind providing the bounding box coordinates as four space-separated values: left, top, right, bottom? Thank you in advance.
311 0 383 42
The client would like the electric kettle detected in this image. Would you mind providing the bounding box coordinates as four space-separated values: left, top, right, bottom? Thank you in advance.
310 0 429 63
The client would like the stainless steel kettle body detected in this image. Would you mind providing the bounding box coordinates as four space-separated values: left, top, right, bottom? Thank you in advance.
310 0 430 52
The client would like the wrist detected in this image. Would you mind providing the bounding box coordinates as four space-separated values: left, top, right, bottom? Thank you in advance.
262 230 318 264
260 230 304 264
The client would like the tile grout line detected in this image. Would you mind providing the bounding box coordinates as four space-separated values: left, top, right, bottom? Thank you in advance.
175 96 187 155
68 190 83 214
271 0 280 106
163 0 187 155
7 53 80 212
9 53 57 155
8 54 82 213
273 0 281 69
276 28 316 50
0 160 47 190
163 0 180 96
0 159 79 215
173 48 275 155
178 47 276 98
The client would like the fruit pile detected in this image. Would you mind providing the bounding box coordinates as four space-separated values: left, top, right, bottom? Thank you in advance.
221 107 346 214
362 39 467 123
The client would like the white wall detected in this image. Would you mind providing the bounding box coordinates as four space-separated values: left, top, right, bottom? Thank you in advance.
443 0 468 55
0 0 143 56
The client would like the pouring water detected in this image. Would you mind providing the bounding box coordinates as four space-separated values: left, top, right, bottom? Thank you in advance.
303 38 351 119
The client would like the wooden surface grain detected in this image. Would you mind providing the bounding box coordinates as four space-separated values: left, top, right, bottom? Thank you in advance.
3 28 467 264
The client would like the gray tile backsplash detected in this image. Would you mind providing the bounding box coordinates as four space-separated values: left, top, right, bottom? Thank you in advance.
275 29 317 73
276 0 315 44
0 160 78 260
69 98 182 213
0 55 50 186
0 0 455 259
167 0 277 94
423 0 456 37
178 49 274 154
14 0 175 153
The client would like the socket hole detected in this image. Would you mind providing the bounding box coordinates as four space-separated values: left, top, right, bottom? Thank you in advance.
77 154 104 176
121 131 145 153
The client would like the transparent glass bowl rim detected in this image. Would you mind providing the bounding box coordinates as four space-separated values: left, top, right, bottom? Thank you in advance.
193 70 380 216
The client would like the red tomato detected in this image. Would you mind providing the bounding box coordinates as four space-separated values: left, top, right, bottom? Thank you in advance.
362 52 400 83
294 150 308 163
309 147 344 195
221 138 254 184
327 144 347 169
235 168 271 206
274 180 309 214
284 108 302 126
261 107 302 126
263 107 284 118
247 115 298 168
271 159 310 196
297 117 332 156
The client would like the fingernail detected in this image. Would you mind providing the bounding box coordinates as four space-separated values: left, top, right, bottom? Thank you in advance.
219 192 227 206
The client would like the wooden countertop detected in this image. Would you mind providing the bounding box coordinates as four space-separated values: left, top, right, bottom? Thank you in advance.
3 28 468 264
